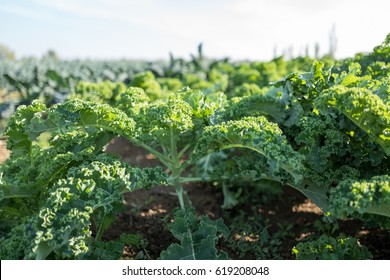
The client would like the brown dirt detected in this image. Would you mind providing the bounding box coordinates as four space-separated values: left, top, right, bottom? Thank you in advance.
0 140 10 163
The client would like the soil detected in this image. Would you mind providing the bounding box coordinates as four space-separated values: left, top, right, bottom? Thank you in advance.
0 140 10 163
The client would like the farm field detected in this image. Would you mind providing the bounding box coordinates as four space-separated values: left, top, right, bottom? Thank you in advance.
0 35 389 260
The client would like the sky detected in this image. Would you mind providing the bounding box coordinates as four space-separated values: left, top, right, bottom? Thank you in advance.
0 0 389 61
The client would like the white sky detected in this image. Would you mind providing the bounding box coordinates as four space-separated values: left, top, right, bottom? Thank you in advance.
0 0 389 60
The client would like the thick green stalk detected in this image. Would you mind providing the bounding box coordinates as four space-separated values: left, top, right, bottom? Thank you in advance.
94 216 105 242
177 177 204 184
132 140 172 167
167 126 191 210
171 158 188 210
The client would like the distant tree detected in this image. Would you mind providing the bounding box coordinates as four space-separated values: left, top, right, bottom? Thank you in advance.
305 44 309 57
314 42 320 59
282 46 294 59
42 49 59 60
287 46 294 59
273 45 278 58
0 43 15 60
329 24 337 59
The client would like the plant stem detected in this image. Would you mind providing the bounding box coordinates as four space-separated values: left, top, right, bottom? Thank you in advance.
133 140 172 167
168 126 192 210
175 185 185 209
169 126 178 159
95 215 105 242
3 194 33 199
177 144 191 159
177 177 204 184
221 143 262 154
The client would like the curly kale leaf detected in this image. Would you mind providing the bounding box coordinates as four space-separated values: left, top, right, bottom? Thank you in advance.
117 87 226 148
1 145 168 259
295 114 351 173
214 86 304 127
3 100 46 156
115 87 150 116
272 61 330 102
160 208 229 260
0 217 36 259
4 99 136 156
292 235 372 260
86 240 125 260
0 130 114 224
232 83 264 97
133 97 194 147
216 94 286 123
293 114 371 185
315 85 390 155
194 116 305 184
72 80 126 104
329 175 390 219
178 87 226 121
130 71 166 100
30 154 168 259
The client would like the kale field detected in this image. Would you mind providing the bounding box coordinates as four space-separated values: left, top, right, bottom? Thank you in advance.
0 35 389 260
